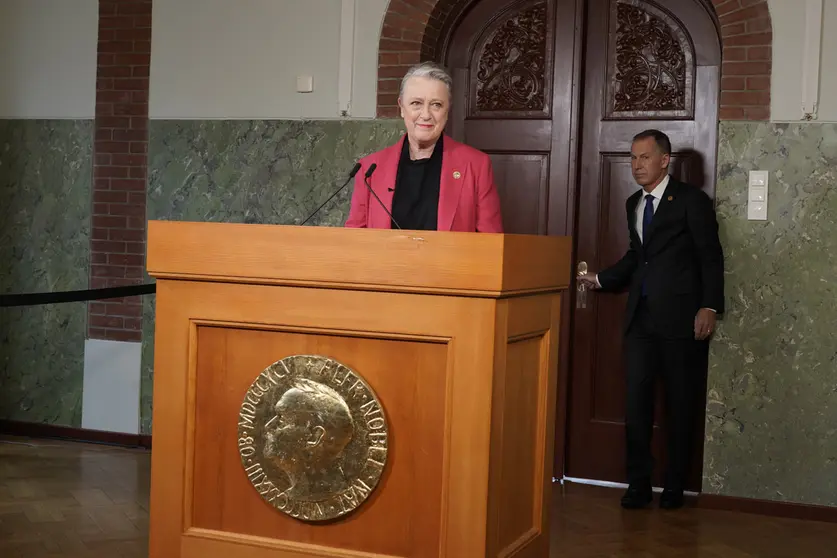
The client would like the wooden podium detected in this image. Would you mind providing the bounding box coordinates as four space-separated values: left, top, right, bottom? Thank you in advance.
145 220 571 558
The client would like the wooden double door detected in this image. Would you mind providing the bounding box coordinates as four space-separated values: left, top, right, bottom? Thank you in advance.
443 0 721 490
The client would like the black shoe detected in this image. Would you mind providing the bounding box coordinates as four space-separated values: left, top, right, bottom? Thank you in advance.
659 488 684 509
620 483 652 509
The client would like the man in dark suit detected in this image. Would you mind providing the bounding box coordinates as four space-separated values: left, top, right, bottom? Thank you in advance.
579 129 724 510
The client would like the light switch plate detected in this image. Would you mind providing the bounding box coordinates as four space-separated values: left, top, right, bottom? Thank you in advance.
747 170 768 220
296 75 313 93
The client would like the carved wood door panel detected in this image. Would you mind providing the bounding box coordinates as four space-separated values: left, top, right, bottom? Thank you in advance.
565 0 720 490
445 0 579 237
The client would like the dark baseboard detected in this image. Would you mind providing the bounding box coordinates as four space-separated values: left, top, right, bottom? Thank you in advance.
0 419 151 449
698 493 837 523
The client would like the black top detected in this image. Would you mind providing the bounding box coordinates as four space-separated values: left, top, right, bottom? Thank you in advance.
390 135 443 231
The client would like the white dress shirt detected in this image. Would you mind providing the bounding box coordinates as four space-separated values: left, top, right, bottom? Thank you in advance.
635 174 669 240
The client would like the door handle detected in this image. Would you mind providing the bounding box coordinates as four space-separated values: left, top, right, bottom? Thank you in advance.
576 261 589 309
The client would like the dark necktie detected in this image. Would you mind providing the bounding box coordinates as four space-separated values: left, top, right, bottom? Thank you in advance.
642 194 654 243
641 194 654 296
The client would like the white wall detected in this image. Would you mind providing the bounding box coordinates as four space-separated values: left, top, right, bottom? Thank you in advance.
0 0 833 121
149 0 389 119
769 0 837 121
0 0 98 119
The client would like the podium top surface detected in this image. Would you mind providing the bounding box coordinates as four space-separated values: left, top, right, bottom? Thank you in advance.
146 220 571 297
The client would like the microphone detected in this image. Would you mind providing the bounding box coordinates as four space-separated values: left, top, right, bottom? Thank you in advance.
299 162 362 226
363 163 402 230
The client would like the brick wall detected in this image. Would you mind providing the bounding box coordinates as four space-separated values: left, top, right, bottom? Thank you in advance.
376 0 773 121
88 0 152 342
715 0 772 120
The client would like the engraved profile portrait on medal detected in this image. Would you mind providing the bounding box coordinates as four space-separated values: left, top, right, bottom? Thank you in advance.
237 355 388 522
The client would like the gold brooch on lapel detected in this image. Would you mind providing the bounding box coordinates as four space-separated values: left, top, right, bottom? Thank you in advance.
453 171 461 179
667 195 674 201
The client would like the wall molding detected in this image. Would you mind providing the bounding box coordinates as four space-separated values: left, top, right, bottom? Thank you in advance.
0 420 151 449
697 493 837 524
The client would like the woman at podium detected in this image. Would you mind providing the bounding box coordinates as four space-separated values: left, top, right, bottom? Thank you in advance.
344 62 504 233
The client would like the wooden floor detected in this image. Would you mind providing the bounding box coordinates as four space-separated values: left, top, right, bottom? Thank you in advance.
2 435 836 557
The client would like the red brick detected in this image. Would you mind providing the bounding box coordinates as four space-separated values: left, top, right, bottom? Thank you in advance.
92 215 127 229
123 318 142 330
719 4 769 26
113 103 147 116
97 116 131 128
98 329 142 342
112 78 149 91
109 179 146 191
747 46 770 60
724 32 772 46
127 216 146 230
113 129 146 141
98 41 136 53
92 240 127 253
719 106 746 119
98 90 133 103
722 76 746 90
106 202 146 216
94 190 128 203
722 61 770 76
91 228 110 241
130 142 147 154
747 17 771 33
130 118 148 130
95 166 130 179
96 103 114 117
91 1 150 341
723 47 746 61
378 79 401 93
97 141 130 154
380 38 422 51
721 23 746 37
744 106 770 120
108 254 145 267
399 52 421 65
110 229 145 242
379 52 400 65
99 16 136 29
128 192 146 204
129 167 146 179
713 0 742 16
92 265 128 279
90 315 124 329
379 65 415 79
99 66 133 78
746 76 770 90
114 53 150 66
117 2 152 16
721 90 770 105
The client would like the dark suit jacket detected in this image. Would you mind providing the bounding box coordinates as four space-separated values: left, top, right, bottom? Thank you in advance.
597 176 725 339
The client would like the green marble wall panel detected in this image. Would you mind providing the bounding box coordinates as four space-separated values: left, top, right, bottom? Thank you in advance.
0 119 93 427
704 121 837 506
140 119 404 434
140 118 837 508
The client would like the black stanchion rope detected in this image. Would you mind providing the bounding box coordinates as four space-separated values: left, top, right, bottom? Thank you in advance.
0 283 156 308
